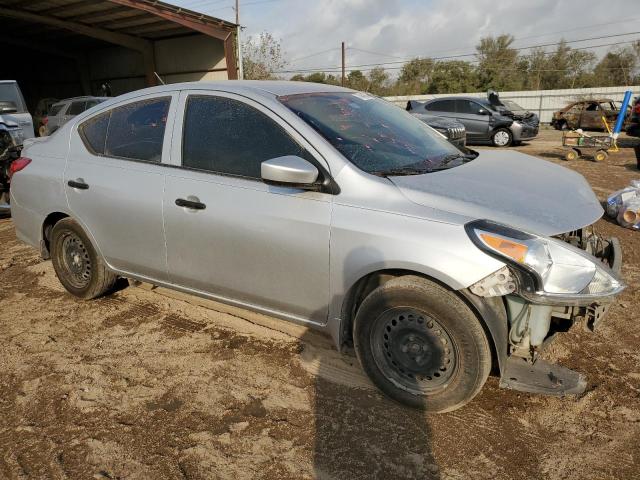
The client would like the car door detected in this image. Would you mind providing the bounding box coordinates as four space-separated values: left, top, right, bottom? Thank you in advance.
579 102 601 130
563 103 583 129
424 99 457 122
162 90 332 324
64 93 178 281
454 99 491 141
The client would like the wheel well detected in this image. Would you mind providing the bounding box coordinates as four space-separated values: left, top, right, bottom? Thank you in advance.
341 269 450 347
41 212 68 258
341 269 502 374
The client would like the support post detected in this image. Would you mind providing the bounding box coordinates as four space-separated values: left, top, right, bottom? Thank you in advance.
236 0 243 79
341 41 345 87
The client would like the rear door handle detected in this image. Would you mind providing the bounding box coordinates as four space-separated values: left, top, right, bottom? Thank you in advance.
175 198 206 210
67 179 89 190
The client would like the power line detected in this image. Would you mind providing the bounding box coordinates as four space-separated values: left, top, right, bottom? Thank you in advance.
276 33 640 74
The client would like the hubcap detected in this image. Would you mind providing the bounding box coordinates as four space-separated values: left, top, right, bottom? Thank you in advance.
60 232 91 289
494 130 510 146
371 309 457 395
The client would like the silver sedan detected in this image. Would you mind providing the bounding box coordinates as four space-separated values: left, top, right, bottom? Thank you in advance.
10 81 624 412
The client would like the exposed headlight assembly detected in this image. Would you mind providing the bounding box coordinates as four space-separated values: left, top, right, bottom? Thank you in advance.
466 220 624 305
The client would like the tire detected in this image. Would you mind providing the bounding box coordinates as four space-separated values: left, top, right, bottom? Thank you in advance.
594 150 608 162
565 149 579 161
50 218 117 299
353 275 491 413
491 128 512 147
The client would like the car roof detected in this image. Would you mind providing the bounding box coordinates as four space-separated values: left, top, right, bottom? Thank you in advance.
0 80 17 84
56 96 109 103
104 80 354 102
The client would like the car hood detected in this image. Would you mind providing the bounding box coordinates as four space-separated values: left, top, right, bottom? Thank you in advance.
389 150 603 236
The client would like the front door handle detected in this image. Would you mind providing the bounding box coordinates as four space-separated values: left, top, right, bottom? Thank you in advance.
175 198 206 210
67 179 89 190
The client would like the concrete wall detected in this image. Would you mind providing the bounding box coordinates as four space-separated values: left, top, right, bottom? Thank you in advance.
386 86 640 124
88 33 228 96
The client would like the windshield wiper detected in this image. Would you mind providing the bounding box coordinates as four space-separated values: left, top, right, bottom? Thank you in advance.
370 166 427 177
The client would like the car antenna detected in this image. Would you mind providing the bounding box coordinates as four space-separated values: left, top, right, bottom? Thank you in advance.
154 72 165 85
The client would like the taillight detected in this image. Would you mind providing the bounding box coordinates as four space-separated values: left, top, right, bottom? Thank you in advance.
635 103 640 114
8 157 31 179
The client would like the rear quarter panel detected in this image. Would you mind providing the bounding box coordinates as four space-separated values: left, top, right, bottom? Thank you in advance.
10 130 71 248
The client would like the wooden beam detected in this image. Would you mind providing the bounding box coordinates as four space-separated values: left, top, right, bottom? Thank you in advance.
107 0 231 41
224 33 238 80
0 6 152 54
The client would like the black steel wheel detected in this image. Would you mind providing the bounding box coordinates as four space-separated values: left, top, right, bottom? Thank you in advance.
51 218 117 299
371 308 457 395
354 275 491 412
59 231 92 289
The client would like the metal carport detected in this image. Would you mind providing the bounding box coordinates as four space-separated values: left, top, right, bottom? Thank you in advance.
0 0 238 110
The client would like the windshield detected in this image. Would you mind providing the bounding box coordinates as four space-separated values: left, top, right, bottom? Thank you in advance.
502 99 525 112
279 92 473 176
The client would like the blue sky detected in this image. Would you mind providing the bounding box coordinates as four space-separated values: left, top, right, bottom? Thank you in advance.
172 0 640 77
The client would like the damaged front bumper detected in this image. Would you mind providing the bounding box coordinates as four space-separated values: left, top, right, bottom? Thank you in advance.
495 230 623 396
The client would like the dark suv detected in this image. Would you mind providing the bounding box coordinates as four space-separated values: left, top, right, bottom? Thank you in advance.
419 96 539 147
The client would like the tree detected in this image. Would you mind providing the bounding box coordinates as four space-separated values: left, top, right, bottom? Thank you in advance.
427 60 477 94
242 32 286 80
475 35 522 91
367 67 390 95
592 47 638 86
346 70 368 91
396 58 435 94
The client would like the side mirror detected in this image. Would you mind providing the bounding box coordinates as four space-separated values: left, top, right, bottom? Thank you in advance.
477 108 490 116
0 101 17 114
261 155 319 187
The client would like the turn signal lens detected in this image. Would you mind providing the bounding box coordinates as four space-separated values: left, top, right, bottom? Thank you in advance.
479 233 528 263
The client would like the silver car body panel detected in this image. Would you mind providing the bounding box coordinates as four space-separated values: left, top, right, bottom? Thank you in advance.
10 81 603 348
389 150 603 237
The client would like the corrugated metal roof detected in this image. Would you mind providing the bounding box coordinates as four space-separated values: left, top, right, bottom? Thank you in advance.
0 0 236 49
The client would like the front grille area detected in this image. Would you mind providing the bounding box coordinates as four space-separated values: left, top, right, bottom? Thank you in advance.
446 126 466 139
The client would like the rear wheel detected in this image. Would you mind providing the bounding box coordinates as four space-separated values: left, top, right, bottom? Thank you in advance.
353 276 491 413
594 149 608 162
51 218 117 299
491 128 512 147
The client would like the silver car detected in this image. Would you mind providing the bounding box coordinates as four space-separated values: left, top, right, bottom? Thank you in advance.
44 96 108 135
10 82 624 412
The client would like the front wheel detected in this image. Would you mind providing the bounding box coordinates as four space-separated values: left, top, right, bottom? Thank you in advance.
51 218 117 299
491 128 513 147
353 276 491 413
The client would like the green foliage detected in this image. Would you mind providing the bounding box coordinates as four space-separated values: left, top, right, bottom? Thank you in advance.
242 32 287 80
287 34 640 95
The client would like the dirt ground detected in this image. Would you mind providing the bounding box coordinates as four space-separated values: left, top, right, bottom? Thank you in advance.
1 129 639 480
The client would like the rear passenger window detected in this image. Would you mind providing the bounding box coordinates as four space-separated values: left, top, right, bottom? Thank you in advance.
68 101 86 115
105 97 170 162
182 95 311 179
425 100 455 112
79 112 109 155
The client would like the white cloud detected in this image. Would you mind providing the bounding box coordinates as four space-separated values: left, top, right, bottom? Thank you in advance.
174 0 640 76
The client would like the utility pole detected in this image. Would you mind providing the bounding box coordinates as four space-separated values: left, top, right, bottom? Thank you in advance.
235 0 243 79
341 41 345 86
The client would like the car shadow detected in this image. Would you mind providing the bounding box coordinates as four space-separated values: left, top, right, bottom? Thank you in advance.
303 246 441 479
